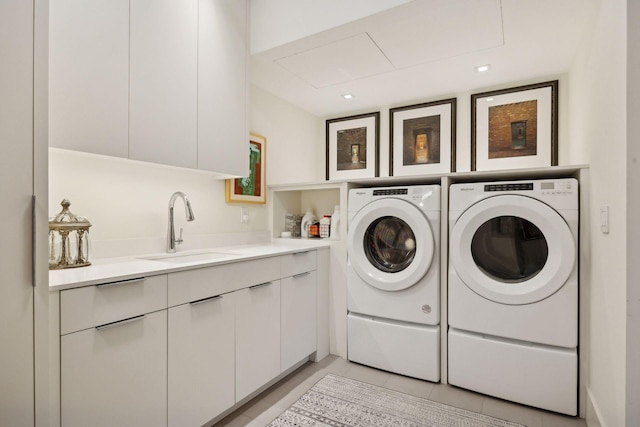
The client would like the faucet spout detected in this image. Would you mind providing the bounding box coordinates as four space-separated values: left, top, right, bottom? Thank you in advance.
167 191 195 253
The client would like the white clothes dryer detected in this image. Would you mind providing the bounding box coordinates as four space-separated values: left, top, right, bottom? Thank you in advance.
347 185 440 381
448 178 578 416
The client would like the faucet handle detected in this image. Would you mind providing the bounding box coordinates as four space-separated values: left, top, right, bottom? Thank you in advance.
176 227 184 245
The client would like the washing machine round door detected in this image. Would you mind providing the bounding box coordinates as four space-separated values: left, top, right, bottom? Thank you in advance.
450 195 575 305
348 198 435 291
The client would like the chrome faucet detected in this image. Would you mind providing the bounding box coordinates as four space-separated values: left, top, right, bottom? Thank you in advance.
167 191 195 253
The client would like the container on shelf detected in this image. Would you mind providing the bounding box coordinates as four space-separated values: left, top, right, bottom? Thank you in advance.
301 208 317 238
285 213 302 237
319 215 331 238
330 205 340 240
308 222 321 238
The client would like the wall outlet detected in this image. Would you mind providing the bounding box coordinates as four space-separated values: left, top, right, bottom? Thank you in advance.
240 208 249 224
600 205 610 234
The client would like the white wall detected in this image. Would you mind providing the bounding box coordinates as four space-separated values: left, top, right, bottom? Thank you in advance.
320 74 571 177
49 149 269 257
251 84 324 184
626 1 640 425
567 0 627 425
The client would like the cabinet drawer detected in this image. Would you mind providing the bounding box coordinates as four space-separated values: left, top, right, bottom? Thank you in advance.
61 310 167 427
281 271 317 372
168 256 281 306
236 280 281 402
281 250 317 277
60 275 168 335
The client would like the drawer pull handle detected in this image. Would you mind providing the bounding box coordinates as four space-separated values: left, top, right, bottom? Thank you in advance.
293 272 311 279
190 295 222 306
97 277 146 288
250 281 272 290
292 251 310 256
32 195 36 288
96 314 145 331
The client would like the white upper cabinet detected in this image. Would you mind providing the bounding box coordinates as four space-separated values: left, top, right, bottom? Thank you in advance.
198 0 249 175
49 0 248 174
49 0 130 157
130 0 198 168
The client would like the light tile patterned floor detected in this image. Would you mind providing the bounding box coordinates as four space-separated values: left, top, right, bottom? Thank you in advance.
216 356 586 427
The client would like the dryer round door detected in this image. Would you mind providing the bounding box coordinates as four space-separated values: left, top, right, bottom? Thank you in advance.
348 198 435 291
450 195 575 305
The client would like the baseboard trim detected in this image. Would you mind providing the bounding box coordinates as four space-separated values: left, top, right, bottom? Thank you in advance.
586 388 604 427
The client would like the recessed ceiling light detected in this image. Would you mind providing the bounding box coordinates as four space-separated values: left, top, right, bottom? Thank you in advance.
341 93 354 99
475 64 491 73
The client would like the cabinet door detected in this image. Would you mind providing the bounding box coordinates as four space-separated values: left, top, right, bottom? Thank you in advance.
49 0 129 157
281 272 317 371
0 1 35 424
168 293 236 427
130 0 198 168
197 0 248 175
61 310 167 427
235 281 281 402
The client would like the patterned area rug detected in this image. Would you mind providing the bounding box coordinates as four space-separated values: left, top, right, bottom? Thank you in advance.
268 374 524 427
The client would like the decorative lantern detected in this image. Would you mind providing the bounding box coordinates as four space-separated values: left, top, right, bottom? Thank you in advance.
49 199 91 270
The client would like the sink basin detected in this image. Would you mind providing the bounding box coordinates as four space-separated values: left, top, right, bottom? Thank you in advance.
140 250 239 264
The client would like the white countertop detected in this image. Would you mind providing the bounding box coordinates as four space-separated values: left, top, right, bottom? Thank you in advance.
49 239 331 291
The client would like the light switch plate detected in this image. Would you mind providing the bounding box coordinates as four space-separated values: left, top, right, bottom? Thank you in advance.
240 208 249 224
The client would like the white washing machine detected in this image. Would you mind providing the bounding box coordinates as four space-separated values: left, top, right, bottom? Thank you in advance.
448 178 578 416
347 185 440 382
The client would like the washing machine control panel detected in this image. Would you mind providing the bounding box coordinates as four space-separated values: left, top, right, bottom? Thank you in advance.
373 188 408 196
485 183 533 192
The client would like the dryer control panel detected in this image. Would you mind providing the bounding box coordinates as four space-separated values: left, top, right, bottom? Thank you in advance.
449 178 578 213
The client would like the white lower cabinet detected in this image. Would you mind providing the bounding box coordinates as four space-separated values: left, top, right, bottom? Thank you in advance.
235 280 282 402
60 310 167 427
168 292 236 427
55 251 324 427
281 271 317 372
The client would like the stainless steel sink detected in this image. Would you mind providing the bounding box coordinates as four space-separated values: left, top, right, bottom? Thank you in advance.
139 250 239 264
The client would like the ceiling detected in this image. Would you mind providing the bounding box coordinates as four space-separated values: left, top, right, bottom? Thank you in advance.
250 0 600 117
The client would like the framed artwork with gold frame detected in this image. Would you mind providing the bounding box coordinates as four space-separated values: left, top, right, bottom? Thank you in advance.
225 133 266 204
471 80 558 171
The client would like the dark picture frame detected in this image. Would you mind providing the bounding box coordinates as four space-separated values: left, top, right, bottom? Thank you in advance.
471 80 558 171
326 112 380 181
389 98 456 176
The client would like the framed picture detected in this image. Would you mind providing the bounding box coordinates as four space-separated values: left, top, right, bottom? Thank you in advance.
389 98 456 176
225 133 266 204
326 112 379 181
471 80 558 171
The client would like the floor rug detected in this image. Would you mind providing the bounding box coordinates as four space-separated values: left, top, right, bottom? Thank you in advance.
268 374 524 427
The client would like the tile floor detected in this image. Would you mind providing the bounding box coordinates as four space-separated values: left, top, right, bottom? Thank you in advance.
216 356 586 427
